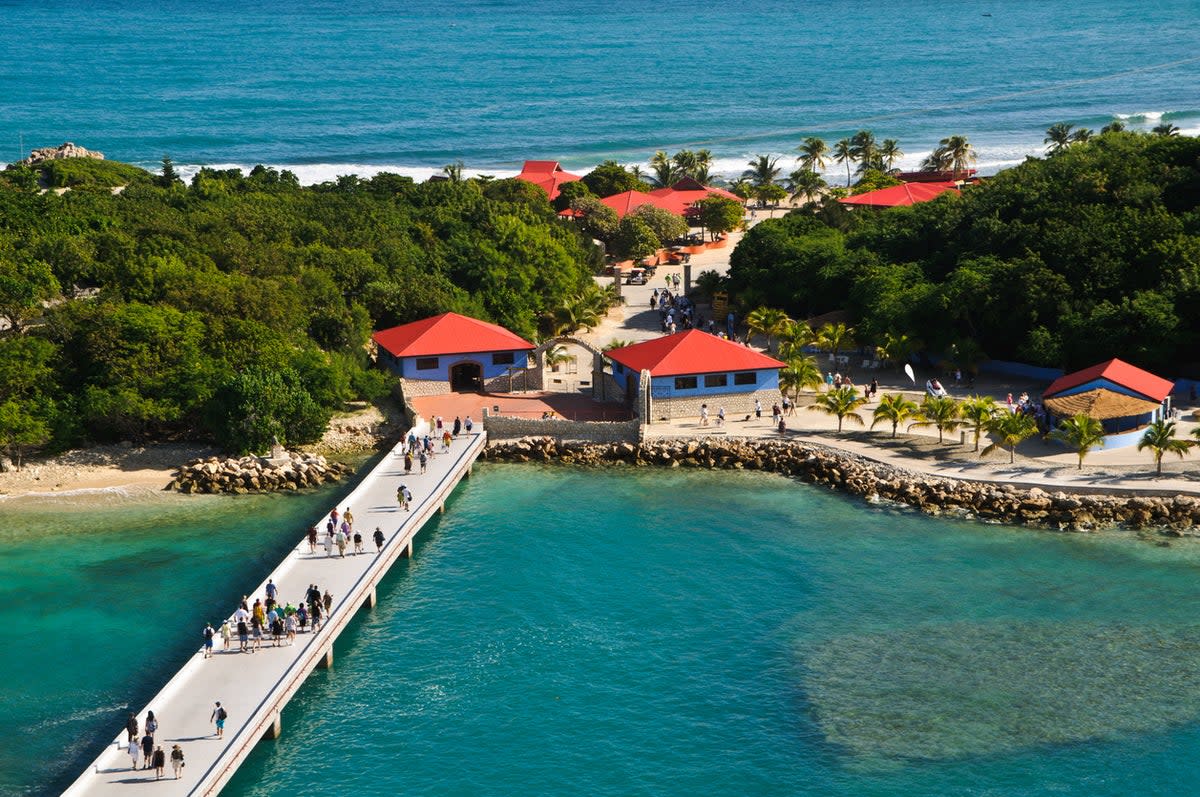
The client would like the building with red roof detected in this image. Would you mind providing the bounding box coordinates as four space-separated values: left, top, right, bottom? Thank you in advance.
838 181 959 208
515 160 581 201
606 330 785 420
597 190 681 218
373 312 535 392
1042 358 1175 448
647 177 745 216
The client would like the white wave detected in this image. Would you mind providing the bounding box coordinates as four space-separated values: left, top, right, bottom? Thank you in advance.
1115 110 1169 122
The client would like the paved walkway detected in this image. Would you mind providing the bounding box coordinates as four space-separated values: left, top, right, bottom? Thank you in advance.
65 425 485 796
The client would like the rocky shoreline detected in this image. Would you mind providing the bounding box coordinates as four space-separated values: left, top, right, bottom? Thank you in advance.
169 451 353 494
483 437 1200 535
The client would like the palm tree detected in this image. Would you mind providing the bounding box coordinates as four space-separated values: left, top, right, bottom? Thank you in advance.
982 412 1039 463
691 149 714 182
745 306 791 352
1152 123 1181 137
777 321 816 362
602 338 634 353
959 395 998 452
1048 413 1106 470
1137 419 1192 476
875 331 919 369
551 289 604 335
1101 119 1127 134
807 385 867 433
797 137 829 173
850 130 879 173
832 138 854 187
871 393 920 438
1044 123 1075 155
921 145 951 172
1069 128 1093 144
778 355 823 402
543 344 575 373
816 322 855 364
879 139 903 171
909 395 963 444
442 160 465 182
649 151 680 188
939 135 976 178
743 155 781 188
787 168 826 204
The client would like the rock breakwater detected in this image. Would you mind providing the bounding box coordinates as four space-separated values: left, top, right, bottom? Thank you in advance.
169 452 352 494
483 437 1200 534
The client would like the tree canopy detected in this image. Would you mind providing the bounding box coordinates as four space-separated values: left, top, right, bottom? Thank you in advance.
727 132 1200 374
0 159 600 453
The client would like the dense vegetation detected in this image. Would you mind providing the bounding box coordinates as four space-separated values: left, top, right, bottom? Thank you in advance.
728 132 1200 375
0 161 599 457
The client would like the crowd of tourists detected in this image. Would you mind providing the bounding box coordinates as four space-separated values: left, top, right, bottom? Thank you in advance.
124 710 183 779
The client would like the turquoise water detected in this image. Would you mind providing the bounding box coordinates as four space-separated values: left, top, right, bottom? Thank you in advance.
9 467 1200 794
1 1 1197 180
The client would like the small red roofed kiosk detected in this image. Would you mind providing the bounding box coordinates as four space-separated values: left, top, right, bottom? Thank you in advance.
606 330 784 421
372 313 535 393
1043 358 1175 449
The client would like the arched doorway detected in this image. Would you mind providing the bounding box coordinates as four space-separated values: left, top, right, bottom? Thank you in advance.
449 361 483 392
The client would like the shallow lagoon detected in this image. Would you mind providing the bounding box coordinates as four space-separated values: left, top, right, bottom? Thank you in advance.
6 466 1200 795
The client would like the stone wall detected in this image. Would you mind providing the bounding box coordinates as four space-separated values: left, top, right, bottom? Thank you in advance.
399 377 452 398
647 388 784 425
482 414 641 443
481 437 1200 534
484 368 540 393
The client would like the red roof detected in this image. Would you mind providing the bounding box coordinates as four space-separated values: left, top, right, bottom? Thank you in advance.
606 330 785 377
599 190 682 218
372 313 534 358
839 181 959 207
1044 358 1174 402
516 160 581 200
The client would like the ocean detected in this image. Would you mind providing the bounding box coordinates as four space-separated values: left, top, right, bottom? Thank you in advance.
9 466 1200 795
0 0 1197 183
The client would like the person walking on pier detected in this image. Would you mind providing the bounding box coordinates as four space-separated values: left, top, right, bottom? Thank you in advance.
418 448 428 473
266 578 278 603
308 525 318 554
344 506 354 529
374 527 385 552
453 416 462 437
126 713 138 744
146 710 158 741
465 415 474 434
353 528 364 554
211 702 226 739
170 744 184 779
442 428 452 451
297 602 308 633
323 589 333 616
324 527 334 557
335 527 347 557
220 620 231 651
397 484 412 512
203 622 215 658
140 732 153 769
152 745 166 779
404 450 413 473
127 734 140 769
285 611 296 645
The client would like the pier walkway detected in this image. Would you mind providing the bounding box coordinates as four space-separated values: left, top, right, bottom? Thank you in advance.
64 425 486 796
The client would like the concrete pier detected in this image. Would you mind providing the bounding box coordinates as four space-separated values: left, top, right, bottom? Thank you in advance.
64 424 485 796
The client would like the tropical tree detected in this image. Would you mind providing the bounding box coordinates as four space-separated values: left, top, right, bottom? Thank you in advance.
692 269 725 301
1070 128 1094 144
582 160 649 196
649 151 681 188
832 138 855 187
982 411 1039 463
1044 123 1075 155
875 331 919 369
787 168 826 204
959 395 998 452
778 355 823 401
816 322 855 363
807 385 867 433
571 196 620 243
1152 123 1181 137
442 160 465 182
613 216 661 262
850 130 879 173
1101 119 1127 134
602 338 634 353
694 196 745 241
1137 419 1191 476
159 155 181 188
879 139 903 171
745 306 792 352
672 149 714 182
921 145 951 172
797 137 829 173
939 135 976 178
908 395 963 443
871 393 920 438
1047 413 1106 470
743 155 781 189
632 205 688 245
550 290 604 335
543 344 575 372
777 320 816 361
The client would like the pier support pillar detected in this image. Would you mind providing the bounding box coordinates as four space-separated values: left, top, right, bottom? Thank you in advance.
401 539 413 558
317 647 333 669
263 712 282 740
438 503 446 514
364 586 377 609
